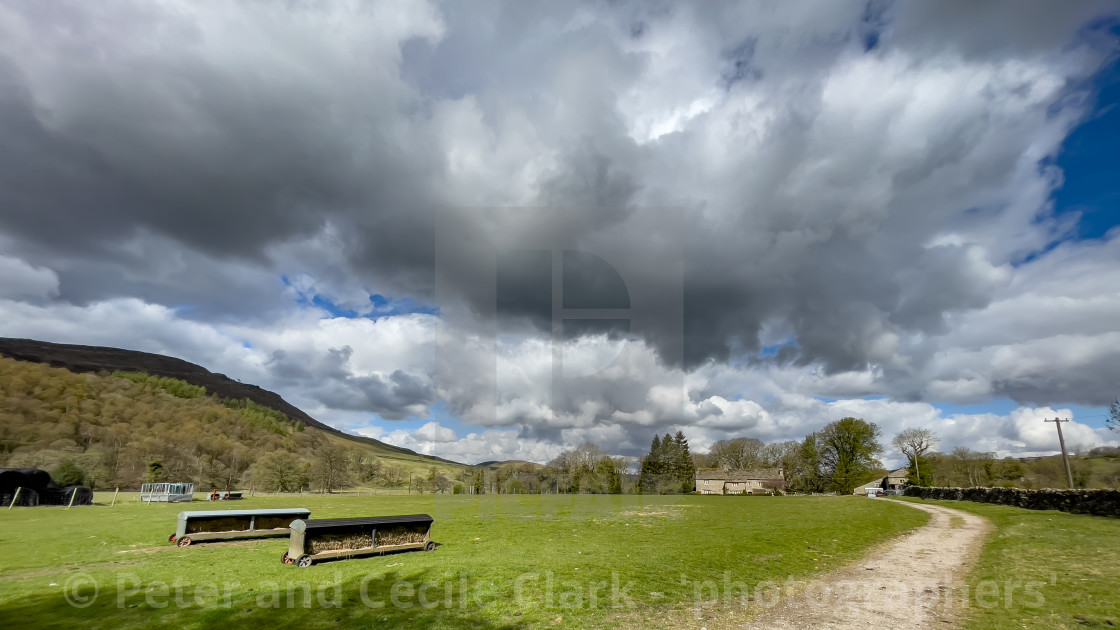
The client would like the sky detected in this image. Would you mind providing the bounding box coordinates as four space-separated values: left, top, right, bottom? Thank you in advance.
1 0 1119 467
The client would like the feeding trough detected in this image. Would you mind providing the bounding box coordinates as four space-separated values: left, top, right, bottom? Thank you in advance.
283 515 435 567
170 508 311 546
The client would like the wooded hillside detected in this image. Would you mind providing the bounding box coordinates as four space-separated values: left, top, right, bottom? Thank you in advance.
0 356 465 492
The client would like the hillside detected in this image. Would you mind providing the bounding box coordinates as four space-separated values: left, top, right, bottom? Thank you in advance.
476 460 550 470
0 340 470 492
0 337 460 465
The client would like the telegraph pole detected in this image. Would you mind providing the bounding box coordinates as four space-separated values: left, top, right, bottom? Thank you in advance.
1044 417 1075 489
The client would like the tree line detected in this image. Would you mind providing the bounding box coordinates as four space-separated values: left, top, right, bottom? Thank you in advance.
5 356 1115 495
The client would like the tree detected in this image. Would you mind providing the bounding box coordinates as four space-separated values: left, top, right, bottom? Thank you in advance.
54 459 85 486
248 451 305 492
473 469 485 494
426 466 454 494
949 448 994 487
786 435 825 493
817 418 883 494
549 442 619 494
639 435 665 493
145 460 164 483
309 446 352 493
892 428 938 487
639 432 694 493
349 452 383 483
379 465 404 487
1108 399 1120 433
708 437 765 470
672 431 696 491
762 441 800 469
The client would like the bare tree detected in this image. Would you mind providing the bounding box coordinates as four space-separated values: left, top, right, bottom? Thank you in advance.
309 446 352 493
892 428 938 485
762 440 800 469
949 447 994 487
708 437 765 470
1108 399 1119 433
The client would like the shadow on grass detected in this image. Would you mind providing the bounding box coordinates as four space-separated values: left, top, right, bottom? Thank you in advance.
2 570 528 630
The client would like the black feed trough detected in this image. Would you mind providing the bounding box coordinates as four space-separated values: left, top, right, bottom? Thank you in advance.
283 515 435 567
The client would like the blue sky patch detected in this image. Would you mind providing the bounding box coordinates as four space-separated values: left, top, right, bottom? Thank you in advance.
282 275 437 320
1051 42 1120 242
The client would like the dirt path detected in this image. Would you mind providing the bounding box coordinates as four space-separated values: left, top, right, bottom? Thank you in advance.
727 501 992 630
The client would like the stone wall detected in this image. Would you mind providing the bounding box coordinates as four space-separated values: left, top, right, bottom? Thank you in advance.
903 486 1120 517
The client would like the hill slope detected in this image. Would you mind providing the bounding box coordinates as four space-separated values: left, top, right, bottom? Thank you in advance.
0 337 460 466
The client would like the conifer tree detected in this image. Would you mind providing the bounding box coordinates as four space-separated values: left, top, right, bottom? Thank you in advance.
674 430 696 491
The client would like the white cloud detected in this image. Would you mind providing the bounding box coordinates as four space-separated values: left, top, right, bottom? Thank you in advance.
1 2 1119 465
412 421 457 443
375 425 566 465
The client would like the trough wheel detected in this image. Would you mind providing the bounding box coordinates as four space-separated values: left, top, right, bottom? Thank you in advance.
177 536 192 547
297 555 313 568
424 541 436 552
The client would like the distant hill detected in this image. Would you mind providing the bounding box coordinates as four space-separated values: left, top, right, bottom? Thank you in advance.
477 460 550 470
0 337 463 467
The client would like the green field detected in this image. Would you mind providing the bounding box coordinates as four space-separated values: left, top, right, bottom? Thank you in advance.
897 498 1120 630
0 493 925 629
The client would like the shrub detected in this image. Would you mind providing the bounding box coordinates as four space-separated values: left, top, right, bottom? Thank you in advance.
53 459 85 486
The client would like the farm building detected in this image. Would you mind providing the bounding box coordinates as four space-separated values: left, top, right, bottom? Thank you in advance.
0 468 93 507
695 468 785 494
853 467 911 495
853 479 883 495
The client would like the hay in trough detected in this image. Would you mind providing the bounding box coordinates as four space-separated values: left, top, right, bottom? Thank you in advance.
310 532 374 554
187 517 251 534
255 516 298 530
375 525 428 547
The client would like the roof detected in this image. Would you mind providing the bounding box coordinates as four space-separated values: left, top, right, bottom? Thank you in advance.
291 514 433 533
888 467 910 477
696 468 784 481
178 508 310 521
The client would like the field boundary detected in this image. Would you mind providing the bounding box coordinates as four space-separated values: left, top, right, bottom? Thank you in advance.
904 486 1120 517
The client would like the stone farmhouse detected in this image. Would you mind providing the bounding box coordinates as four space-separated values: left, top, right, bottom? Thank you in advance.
853 467 911 495
695 468 785 494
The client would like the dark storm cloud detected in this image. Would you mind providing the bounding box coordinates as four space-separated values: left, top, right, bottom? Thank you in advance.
0 0 446 306
0 0 1118 418
267 346 434 419
313 370 434 420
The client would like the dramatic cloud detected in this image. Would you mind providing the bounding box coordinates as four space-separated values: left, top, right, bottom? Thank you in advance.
1 1 1118 463
0 254 58 300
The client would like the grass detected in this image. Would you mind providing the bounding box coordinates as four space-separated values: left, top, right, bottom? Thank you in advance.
897 497 1120 629
0 493 926 629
